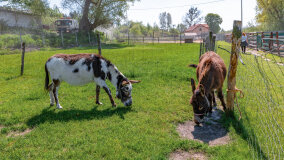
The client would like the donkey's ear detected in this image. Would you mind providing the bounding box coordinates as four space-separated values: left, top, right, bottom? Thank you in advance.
190 78 196 93
129 80 141 84
122 80 130 86
199 84 205 96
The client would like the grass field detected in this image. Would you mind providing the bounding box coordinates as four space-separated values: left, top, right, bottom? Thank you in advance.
0 43 282 159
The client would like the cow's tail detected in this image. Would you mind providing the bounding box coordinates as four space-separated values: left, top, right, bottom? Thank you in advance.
45 63 49 91
188 64 198 68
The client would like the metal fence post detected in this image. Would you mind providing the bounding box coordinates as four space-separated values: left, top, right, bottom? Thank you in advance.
97 34 102 55
75 32 78 46
21 42 25 76
226 20 242 115
88 32 91 45
61 30 64 48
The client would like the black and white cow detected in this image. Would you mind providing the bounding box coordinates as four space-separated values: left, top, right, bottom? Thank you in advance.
45 53 141 109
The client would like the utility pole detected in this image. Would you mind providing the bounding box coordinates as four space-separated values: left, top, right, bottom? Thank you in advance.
241 0 243 30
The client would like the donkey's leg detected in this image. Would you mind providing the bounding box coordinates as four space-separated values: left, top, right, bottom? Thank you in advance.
207 93 213 113
95 85 103 105
212 91 217 107
53 79 62 109
217 89 226 110
94 78 116 107
49 83 55 106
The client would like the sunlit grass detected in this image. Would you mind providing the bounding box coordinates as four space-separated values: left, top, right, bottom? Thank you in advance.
0 43 282 159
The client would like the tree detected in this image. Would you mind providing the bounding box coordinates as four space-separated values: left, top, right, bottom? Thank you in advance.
205 13 222 33
177 23 187 33
256 0 284 30
0 0 49 16
62 0 137 31
166 13 172 30
183 7 202 27
159 12 167 35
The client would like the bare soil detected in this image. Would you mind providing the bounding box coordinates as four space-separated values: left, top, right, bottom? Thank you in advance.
7 128 33 137
169 150 207 160
177 108 230 146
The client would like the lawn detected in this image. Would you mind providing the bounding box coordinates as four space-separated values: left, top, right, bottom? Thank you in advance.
0 43 282 159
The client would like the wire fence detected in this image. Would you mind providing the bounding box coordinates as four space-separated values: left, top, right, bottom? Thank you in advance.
217 41 284 159
0 27 104 55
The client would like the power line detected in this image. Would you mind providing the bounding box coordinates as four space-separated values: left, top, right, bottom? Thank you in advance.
129 0 225 11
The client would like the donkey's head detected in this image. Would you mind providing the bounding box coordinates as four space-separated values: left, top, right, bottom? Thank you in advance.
116 80 141 106
190 78 210 124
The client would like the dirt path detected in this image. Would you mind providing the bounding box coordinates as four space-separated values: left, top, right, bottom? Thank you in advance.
170 108 230 160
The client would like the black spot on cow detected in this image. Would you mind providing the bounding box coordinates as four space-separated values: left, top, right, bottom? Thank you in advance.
73 68 79 73
107 72 112 81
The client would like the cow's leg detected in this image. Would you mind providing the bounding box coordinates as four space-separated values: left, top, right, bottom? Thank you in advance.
95 85 103 105
53 79 62 109
212 91 217 107
94 78 116 107
217 89 226 111
49 83 55 106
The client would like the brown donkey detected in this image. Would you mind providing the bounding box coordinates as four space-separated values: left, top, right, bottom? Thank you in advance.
189 51 227 124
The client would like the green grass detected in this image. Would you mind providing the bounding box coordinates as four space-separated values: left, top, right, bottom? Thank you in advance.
0 43 282 159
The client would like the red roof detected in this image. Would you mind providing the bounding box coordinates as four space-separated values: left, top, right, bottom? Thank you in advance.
185 24 209 32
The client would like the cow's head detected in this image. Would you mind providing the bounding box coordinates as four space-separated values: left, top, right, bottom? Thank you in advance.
190 78 210 124
116 80 141 106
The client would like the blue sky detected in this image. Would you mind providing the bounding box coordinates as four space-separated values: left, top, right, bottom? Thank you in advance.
8 0 257 31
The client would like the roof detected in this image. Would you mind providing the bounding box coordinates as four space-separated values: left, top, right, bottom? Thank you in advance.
185 24 209 32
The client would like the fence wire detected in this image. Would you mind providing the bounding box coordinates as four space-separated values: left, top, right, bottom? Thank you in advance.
217 42 284 159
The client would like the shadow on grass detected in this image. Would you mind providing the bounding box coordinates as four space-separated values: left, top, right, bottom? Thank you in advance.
5 75 21 81
222 111 267 159
26 106 132 127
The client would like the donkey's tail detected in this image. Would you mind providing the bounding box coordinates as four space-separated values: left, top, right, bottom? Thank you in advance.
45 63 49 91
188 64 198 68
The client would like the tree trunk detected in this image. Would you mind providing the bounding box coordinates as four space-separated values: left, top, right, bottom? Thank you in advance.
79 0 91 31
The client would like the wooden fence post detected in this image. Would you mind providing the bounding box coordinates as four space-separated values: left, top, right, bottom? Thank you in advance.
276 32 280 55
226 20 242 115
97 34 102 55
21 42 25 76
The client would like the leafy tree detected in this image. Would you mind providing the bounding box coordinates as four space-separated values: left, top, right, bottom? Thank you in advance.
62 0 137 31
129 23 142 36
159 12 167 35
166 13 172 30
177 23 187 33
0 0 49 16
183 7 202 27
205 13 222 33
256 0 284 30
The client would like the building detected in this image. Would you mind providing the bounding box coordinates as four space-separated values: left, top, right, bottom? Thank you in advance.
0 7 41 28
184 24 210 37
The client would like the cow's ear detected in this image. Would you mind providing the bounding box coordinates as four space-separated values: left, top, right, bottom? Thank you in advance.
129 80 141 84
122 80 130 86
199 84 205 96
190 78 196 93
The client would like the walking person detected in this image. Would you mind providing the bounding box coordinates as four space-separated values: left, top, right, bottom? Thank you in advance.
241 32 248 53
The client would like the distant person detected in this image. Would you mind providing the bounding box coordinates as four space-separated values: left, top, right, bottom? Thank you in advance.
241 32 248 53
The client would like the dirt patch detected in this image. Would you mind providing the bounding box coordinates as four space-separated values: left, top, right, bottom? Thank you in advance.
169 150 207 160
7 128 33 137
177 109 230 146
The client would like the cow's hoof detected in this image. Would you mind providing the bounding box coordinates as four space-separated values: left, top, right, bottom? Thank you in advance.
96 101 103 105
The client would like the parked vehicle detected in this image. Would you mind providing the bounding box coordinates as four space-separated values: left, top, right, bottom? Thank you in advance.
55 18 78 33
